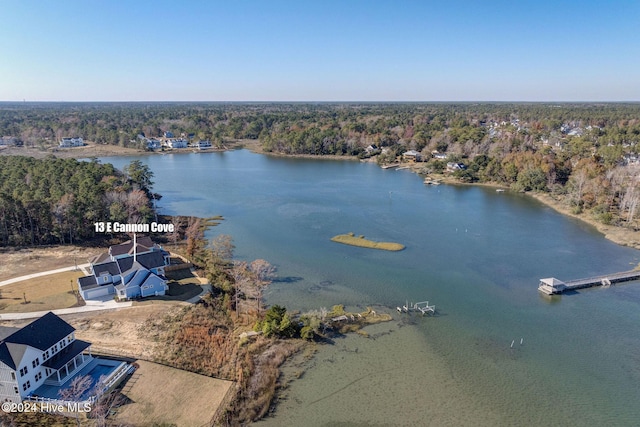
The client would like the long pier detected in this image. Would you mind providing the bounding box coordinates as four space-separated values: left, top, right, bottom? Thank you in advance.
538 270 640 295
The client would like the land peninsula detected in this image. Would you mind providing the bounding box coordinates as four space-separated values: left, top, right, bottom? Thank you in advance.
331 232 405 251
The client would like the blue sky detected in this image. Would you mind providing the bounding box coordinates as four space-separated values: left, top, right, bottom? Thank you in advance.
1 0 638 101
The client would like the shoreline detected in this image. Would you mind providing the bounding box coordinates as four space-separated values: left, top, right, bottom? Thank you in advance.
0 141 237 160
238 139 359 161
3 142 639 251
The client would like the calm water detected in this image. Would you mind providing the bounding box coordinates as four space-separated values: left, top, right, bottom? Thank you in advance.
102 150 640 426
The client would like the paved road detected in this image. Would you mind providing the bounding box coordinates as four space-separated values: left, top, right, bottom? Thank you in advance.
0 265 211 321
0 299 134 320
0 264 91 287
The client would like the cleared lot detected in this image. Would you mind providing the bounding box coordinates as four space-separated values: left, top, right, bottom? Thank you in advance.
115 360 234 427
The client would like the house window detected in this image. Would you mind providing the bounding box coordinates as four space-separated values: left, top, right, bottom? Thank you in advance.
14 387 18 394
60 340 66 348
35 372 42 382
32 358 40 368
22 381 30 391
43 350 50 360
19 367 28 377
10 372 15 381
53 344 58 352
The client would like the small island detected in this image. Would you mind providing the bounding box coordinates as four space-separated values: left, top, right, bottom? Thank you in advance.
331 232 405 251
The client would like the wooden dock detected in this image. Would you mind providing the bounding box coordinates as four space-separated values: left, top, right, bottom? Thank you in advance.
397 301 435 315
538 270 640 295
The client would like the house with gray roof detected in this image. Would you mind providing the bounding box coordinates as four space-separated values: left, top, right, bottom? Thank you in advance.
77 236 169 301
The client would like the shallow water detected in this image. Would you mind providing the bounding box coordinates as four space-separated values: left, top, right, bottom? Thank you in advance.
101 150 640 426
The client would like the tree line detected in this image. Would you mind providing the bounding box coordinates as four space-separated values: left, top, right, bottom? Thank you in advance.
2 102 640 226
0 156 157 246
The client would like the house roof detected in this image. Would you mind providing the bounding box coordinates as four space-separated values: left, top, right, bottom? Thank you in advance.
77 275 98 291
0 326 19 341
109 236 156 257
89 252 111 265
42 340 91 370
136 251 166 270
92 261 120 277
540 278 565 287
0 343 28 370
0 313 76 369
124 268 152 289
116 250 165 273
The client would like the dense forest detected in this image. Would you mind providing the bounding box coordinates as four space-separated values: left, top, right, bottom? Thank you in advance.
2 102 640 228
0 156 156 246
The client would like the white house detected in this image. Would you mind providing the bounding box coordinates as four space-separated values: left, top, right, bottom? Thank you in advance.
58 137 84 148
0 313 93 403
164 138 188 149
196 140 212 150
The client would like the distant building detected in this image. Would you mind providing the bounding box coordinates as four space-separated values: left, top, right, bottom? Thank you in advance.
196 140 212 150
447 162 466 171
365 144 378 154
163 131 174 138
164 138 188 149
402 150 422 162
146 138 161 150
58 137 84 148
0 136 19 146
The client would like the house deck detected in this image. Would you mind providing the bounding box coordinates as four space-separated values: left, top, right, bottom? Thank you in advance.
31 358 127 401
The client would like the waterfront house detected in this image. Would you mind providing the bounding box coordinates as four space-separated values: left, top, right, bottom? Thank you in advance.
146 138 162 150
402 150 422 162
115 262 167 299
196 140 212 150
164 138 188 149
58 137 84 148
0 313 93 403
77 237 169 301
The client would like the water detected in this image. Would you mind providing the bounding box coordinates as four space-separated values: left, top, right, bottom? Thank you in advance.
101 150 640 426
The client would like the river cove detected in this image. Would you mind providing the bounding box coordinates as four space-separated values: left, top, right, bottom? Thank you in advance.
101 150 640 426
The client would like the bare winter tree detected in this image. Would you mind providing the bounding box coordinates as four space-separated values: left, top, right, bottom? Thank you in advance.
249 259 276 313
58 375 92 427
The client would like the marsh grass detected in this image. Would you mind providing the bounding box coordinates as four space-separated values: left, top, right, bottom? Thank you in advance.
331 233 405 251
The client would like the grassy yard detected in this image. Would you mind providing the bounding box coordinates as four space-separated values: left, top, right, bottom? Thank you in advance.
115 360 234 427
0 267 205 313
0 270 84 313
134 268 205 305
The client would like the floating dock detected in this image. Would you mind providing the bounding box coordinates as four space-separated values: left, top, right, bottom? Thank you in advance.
538 270 640 295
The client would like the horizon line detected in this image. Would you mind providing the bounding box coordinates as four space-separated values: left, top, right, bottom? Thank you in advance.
2 100 640 104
